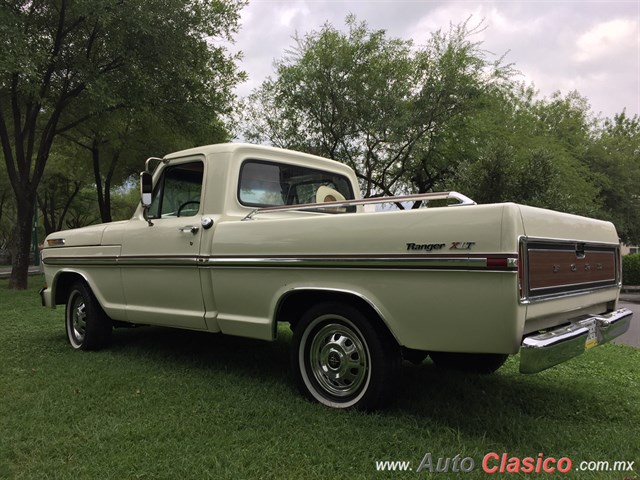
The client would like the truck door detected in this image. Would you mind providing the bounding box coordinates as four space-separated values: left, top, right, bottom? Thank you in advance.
120 159 207 329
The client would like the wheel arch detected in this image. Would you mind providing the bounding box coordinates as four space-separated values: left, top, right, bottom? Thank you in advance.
274 288 400 345
52 270 92 306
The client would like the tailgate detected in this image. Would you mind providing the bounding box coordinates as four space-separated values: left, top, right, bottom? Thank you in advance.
520 238 620 303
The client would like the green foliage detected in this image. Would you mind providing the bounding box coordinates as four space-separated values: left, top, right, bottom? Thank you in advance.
243 16 515 199
586 112 640 244
243 16 638 239
1 0 247 286
2 280 640 479
110 187 140 222
452 88 601 216
622 253 640 285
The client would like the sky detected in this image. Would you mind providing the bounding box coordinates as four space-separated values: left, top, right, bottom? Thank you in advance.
229 0 640 120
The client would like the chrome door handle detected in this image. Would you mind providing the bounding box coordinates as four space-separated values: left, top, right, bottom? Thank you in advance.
178 226 199 234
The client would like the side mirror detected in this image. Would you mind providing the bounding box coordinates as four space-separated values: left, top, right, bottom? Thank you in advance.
140 171 153 207
140 171 154 226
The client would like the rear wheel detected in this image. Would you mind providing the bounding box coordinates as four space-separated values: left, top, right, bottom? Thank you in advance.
291 302 400 410
429 352 508 374
65 281 112 350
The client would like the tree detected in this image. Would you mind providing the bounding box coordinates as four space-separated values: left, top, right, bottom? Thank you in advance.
587 111 640 244
0 168 13 259
37 154 84 235
452 87 601 215
0 0 246 289
242 16 514 200
68 97 231 224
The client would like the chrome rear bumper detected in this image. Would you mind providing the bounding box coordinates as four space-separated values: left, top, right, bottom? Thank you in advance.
519 308 633 374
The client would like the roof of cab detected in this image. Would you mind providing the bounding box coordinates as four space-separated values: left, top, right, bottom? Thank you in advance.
162 142 354 175
163 142 240 159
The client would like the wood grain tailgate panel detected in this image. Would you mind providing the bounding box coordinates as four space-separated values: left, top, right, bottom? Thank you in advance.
528 250 616 291
522 238 621 302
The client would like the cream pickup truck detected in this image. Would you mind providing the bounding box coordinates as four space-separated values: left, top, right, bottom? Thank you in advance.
40 143 632 410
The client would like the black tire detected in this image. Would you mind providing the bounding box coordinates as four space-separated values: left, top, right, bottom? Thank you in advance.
291 302 400 410
65 281 112 351
429 351 509 374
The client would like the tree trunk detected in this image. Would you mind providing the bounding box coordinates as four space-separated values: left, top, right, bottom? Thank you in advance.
91 143 115 224
57 181 81 231
91 143 107 223
8 196 35 290
102 151 121 224
38 191 55 235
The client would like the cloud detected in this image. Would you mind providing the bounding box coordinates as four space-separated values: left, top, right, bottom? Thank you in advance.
574 18 639 63
230 0 639 118
277 4 312 28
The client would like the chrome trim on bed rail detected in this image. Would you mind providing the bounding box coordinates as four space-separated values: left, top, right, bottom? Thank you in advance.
242 191 476 220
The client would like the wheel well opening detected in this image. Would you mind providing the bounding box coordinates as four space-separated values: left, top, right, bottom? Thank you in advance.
275 290 394 341
53 272 87 305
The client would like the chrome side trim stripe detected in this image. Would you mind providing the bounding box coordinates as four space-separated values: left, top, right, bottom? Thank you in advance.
119 257 198 267
44 256 120 266
43 254 518 272
43 256 197 267
202 256 490 269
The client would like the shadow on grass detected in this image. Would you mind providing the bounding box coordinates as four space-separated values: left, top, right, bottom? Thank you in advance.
94 324 625 448
109 324 292 382
395 361 611 432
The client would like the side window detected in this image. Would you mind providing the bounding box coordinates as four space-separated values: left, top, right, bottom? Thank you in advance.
238 160 354 209
147 162 204 218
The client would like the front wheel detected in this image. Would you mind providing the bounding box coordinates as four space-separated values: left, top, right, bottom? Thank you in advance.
291 302 400 410
65 281 112 351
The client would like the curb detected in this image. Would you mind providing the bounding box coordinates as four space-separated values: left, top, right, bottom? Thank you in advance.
0 268 42 279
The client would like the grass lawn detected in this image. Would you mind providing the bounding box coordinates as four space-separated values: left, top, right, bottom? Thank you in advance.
1 278 639 479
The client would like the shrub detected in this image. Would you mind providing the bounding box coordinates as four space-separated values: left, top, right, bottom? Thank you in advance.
622 253 640 285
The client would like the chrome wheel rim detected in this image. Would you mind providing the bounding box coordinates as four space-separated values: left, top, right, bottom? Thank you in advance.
308 319 369 398
68 292 87 345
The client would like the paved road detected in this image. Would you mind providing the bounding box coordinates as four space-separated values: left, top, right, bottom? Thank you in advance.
0 267 41 279
615 296 640 348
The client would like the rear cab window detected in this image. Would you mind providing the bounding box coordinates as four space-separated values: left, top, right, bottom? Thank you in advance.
238 160 354 211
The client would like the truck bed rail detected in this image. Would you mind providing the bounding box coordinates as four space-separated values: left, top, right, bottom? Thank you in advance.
242 191 476 220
